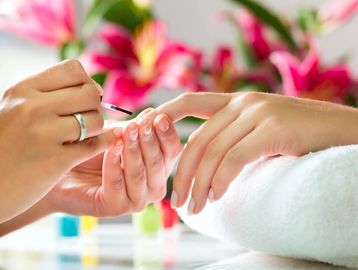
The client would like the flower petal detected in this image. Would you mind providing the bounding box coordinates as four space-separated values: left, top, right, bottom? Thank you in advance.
270 51 307 96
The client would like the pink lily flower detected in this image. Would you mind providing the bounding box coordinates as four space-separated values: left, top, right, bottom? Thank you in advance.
211 46 240 92
270 39 353 102
233 9 271 62
0 0 75 46
81 21 202 111
319 0 358 30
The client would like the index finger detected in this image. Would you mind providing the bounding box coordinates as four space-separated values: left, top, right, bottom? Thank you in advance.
155 92 232 123
16 59 92 92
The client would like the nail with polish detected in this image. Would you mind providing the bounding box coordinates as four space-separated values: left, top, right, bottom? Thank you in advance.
171 191 178 209
158 116 169 133
208 188 216 203
188 198 196 216
129 127 138 141
143 123 152 136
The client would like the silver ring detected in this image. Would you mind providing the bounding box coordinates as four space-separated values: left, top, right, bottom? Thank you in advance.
73 113 87 142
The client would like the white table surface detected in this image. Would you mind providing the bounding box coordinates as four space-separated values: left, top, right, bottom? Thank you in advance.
0 217 244 270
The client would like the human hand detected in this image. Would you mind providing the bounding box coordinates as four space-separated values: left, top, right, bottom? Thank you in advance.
0 60 115 222
156 92 358 215
47 110 182 217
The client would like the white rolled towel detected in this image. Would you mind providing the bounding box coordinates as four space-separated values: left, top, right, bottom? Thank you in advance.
178 145 358 268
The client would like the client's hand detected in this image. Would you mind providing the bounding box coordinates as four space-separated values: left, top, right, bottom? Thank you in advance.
47 110 182 216
156 92 358 215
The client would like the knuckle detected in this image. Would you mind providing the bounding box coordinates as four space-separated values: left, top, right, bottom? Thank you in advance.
255 100 274 115
111 176 125 191
130 166 146 185
205 141 220 160
149 153 163 170
225 147 240 164
239 91 261 104
263 115 284 131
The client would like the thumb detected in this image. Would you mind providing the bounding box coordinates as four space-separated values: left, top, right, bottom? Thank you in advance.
155 92 231 123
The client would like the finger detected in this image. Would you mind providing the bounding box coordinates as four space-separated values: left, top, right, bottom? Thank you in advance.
102 140 129 216
137 114 166 202
122 122 147 212
156 92 232 123
211 126 272 202
45 83 102 116
59 111 104 143
170 100 241 209
61 129 116 168
136 107 156 119
153 114 182 175
189 113 256 215
16 60 92 92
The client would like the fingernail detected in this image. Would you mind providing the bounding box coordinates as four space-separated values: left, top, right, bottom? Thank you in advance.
113 128 122 138
129 128 138 141
143 123 152 136
114 141 123 157
159 117 169 132
188 198 195 216
171 191 178 209
208 189 216 203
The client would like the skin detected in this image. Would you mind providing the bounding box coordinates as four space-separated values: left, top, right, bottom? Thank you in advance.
0 59 115 223
155 92 358 215
0 63 182 236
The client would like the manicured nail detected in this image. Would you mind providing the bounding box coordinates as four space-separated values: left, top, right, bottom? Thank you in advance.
208 189 216 203
129 128 138 141
158 116 169 132
171 191 178 209
143 123 152 136
113 128 122 138
188 198 195 216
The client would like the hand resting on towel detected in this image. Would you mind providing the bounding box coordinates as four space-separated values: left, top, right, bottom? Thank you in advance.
156 92 358 215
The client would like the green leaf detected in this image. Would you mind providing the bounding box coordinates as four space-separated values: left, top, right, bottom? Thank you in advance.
237 34 257 68
297 8 319 33
229 0 296 50
92 73 107 86
83 0 118 36
84 0 154 34
59 40 85 61
346 93 358 107
181 116 205 125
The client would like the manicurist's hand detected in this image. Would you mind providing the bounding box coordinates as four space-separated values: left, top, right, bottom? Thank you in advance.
156 92 358 215
0 60 115 223
45 109 182 217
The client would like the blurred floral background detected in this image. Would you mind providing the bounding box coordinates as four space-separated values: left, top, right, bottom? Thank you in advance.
1 0 358 112
1 0 358 223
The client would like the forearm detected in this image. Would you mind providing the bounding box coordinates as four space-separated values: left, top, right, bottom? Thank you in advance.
0 196 54 237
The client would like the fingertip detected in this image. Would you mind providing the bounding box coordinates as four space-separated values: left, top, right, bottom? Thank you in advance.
154 114 170 133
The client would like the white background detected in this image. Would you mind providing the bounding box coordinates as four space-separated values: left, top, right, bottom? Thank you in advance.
1 0 358 93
